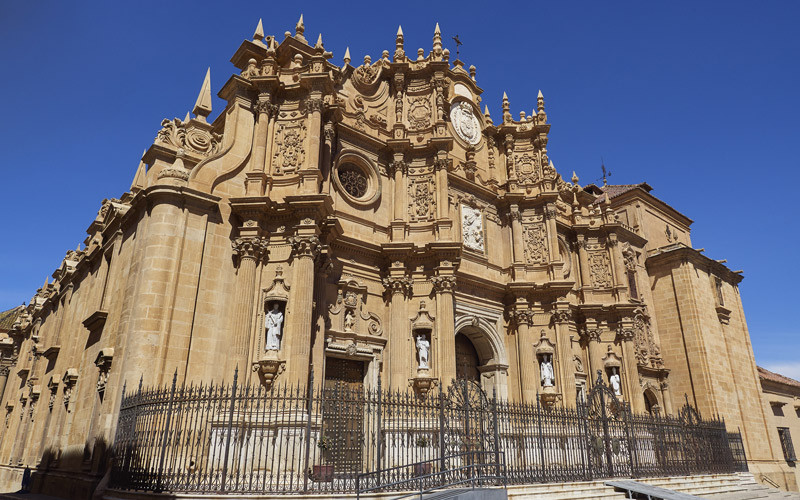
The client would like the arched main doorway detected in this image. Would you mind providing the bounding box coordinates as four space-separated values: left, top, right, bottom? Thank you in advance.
644 388 661 415
455 333 481 383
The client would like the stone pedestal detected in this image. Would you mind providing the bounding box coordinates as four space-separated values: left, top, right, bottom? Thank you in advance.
252 350 286 389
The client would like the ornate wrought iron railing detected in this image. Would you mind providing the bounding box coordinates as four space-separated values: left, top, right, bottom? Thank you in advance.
110 370 748 495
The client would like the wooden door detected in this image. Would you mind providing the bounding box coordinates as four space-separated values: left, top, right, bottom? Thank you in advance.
322 357 365 475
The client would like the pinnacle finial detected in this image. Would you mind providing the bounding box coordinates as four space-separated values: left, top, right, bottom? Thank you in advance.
397 25 404 37
295 14 306 42
183 110 191 122
315 33 324 49
484 105 493 126
571 171 579 184
343 47 351 65
537 89 546 113
131 149 148 192
253 19 264 42
192 68 212 122
432 23 443 59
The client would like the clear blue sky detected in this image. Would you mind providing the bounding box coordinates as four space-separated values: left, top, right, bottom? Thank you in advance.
1 1 797 374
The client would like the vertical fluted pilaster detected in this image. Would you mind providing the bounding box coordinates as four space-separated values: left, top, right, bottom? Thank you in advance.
619 328 645 413
552 307 576 405
513 307 537 403
509 206 524 264
431 275 456 385
246 94 273 196
384 276 412 390
285 235 321 384
229 237 268 375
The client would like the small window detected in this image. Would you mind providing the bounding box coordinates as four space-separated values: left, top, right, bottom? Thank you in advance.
795 406 800 418
778 427 796 462
771 403 785 417
338 164 368 198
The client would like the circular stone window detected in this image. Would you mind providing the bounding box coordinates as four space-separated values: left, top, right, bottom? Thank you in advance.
338 164 368 198
332 150 381 206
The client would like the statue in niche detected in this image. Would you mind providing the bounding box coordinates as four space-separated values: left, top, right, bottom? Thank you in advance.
416 334 430 370
344 309 355 332
265 303 284 351
540 354 555 388
609 367 622 396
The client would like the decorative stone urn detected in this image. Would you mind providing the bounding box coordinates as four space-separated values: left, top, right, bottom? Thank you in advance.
252 350 286 389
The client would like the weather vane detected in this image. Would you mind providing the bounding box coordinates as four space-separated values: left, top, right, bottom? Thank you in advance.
452 35 462 59
600 157 611 186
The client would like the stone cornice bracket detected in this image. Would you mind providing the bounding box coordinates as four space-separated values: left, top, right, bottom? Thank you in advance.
232 236 269 264
289 234 322 260
430 275 457 294
382 276 413 297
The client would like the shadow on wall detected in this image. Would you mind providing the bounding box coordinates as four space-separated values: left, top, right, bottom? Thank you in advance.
29 437 112 500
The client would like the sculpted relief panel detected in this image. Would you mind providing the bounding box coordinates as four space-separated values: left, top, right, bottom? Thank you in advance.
588 249 612 288
450 102 481 145
273 122 306 174
461 204 484 252
514 152 540 184
523 223 548 265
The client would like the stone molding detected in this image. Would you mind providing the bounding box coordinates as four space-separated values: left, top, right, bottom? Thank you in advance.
232 236 269 262
289 235 322 259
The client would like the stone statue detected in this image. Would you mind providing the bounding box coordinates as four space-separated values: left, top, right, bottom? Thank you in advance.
610 367 622 396
461 205 484 252
540 354 554 388
344 309 355 332
265 303 284 351
416 334 430 370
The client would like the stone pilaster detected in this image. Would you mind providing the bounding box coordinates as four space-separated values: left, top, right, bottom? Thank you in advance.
586 326 604 386
431 274 456 385
0 366 8 406
512 303 536 403
246 94 274 196
509 205 524 264
300 96 324 193
660 381 674 415
434 157 451 239
284 234 321 385
576 235 591 291
618 327 645 413
383 275 412 390
552 306 576 405
229 236 268 374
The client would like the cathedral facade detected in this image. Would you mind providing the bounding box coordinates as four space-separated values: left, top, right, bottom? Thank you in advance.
0 17 794 496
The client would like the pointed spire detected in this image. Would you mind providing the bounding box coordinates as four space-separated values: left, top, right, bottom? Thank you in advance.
537 89 545 113
432 23 443 60
183 110 191 123
131 149 147 193
571 171 579 184
502 92 512 124
484 105 493 126
343 47 351 65
253 19 264 42
397 25 404 37
192 68 212 122
295 14 306 42
394 26 405 62
315 33 324 50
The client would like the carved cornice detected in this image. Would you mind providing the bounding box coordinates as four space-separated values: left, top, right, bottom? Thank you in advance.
289 235 322 259
430 275 457 294
232 236 269 262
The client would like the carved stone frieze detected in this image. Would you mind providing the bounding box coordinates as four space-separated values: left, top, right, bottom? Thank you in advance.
408 176 435 222
272 122 307 174
513 152 540 184
156 118 222 156
461 205 484 252
523 223 548 265
407 96 432 130
588 250 612 288
328 279 383 336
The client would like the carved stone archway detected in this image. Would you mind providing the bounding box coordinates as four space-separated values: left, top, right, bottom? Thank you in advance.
454 307 509 399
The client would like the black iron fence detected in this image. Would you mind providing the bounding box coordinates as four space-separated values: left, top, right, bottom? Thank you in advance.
111 370 747 495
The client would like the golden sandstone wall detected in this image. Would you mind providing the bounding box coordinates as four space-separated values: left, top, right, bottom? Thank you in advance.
0 17 793 497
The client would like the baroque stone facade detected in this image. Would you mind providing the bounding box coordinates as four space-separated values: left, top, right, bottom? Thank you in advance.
0 17 794 496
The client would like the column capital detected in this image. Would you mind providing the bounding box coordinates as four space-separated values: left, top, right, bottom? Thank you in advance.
383 276 413 296
232 236 269 263
306 97 324 114
388 160 408 177
617 328 635 342
0 366 9 377
586 328 603 342
551 309 573 325
430 275 457 294
289 234 321 259
511 309 533 327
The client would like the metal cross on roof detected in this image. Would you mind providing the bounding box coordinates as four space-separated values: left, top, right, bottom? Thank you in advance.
452 35 462 59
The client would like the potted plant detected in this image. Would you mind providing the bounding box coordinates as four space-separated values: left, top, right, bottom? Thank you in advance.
312 435 334 482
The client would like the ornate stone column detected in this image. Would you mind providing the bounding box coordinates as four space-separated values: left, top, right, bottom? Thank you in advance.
618 327 645 413
285 234 321 385
586 326 604 386
300 96 324 193
552 306 576 405
383 275 412 390
434 157 451 239
246 93 273 196
431 274 456 385
545 204 559 262
229 236 268 375
608 235 627 294
576 235 591 290
660 381 674 415
389 157 407 222
509 205 524 264
512 303 536 403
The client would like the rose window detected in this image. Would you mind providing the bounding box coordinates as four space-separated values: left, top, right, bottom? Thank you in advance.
338 165 368 198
